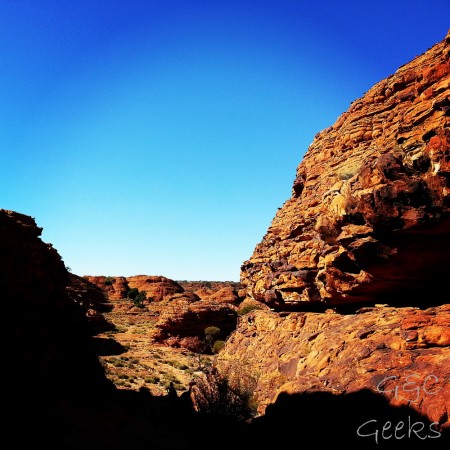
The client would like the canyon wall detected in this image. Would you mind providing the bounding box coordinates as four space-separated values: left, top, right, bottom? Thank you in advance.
215 31 450 436
1 209 113 444
241 31 449 308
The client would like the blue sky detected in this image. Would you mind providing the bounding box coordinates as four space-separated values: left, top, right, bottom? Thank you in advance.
1 1 449 281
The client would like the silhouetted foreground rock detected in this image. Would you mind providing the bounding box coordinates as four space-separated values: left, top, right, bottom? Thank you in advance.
66 273 115 334
248 389 450 449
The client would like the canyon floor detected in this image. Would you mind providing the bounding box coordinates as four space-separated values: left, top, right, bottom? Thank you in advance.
96 297 213 395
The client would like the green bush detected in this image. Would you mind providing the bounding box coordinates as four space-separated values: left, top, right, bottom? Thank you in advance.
134 291 147 308
104 276 115 286
127 288 146 307
212 340 226 354
127 288 139 300
191 370 257 421
204 326 222 351
145 375 160 384
204 326 221 338
237 304 263 316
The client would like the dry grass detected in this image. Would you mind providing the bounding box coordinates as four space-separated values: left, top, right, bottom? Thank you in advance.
98 299 213 394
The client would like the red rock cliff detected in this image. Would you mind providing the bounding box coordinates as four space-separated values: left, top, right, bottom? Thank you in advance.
213 33 450 438
241 31 450 308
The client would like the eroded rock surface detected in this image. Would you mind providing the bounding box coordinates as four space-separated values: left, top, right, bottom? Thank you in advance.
241 32 450 308
84 275 130 300
215 33 450 438
127 275 184 302
216 306 450 429
152 299 238 351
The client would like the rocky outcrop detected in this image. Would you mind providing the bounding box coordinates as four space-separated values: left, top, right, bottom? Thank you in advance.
84 275 129 300
152 299 238 351
216 306 450 430
196 286 242 305
66 273 114 334
212 32 450 443
178 281 244 305
241 32 450 308
127 275 184 302
1 209 112 435
83 277 245 306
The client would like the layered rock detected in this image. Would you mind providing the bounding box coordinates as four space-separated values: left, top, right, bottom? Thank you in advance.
84 275 129 300
152 299 238 351
212 32 450 441
241 32 450 308
127 275 184 302
216 306 450 430
179 281 243 305
194 286 242 305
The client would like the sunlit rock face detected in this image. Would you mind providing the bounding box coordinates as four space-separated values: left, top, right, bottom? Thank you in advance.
127 275 184 302
216 305 450 428
241 31 450 309
214 33 450 436
84 275 130 300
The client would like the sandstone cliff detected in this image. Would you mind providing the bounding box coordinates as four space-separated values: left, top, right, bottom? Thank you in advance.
242 31 450 308
214 32 450 438
127 275 184 302
152 297 238 351
84 275 130 300
1 210 110 393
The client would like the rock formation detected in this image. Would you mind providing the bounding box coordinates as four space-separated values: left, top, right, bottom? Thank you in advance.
1 209 113 444
192 286 242 305
152 298 238 351
85 274 185 303
84 275 130 300
241 31 450 308
216 306 450 425
127 275 184 302
214 32 450 438
66 273 114 334
179 281 244 305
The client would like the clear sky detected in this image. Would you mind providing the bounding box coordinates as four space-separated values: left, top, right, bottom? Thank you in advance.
1 1 449 281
